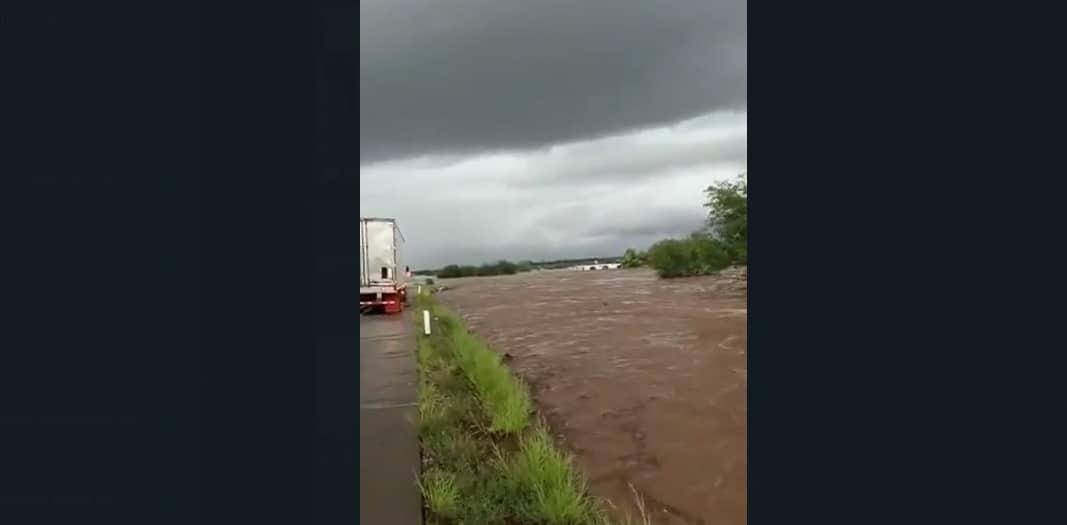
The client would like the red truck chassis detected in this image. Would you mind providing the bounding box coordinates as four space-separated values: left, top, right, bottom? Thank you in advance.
359 284 408 314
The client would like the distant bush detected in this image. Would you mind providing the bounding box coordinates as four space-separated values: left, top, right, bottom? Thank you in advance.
480 260 517 276
438 265 462 279
620 248 647 268
647 235 731 278
438 260 521 279
646 173 747 278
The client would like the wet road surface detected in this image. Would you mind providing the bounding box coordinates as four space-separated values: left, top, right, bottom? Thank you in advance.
360 315 422 525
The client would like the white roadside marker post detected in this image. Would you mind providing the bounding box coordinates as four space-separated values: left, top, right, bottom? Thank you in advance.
423 310 431 336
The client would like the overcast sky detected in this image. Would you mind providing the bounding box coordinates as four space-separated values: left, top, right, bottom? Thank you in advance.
360 0 746 268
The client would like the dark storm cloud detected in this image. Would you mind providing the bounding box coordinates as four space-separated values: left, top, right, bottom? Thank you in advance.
360 0 747 163
524 200 705 241
359 113 746 268
579 207 708 239
508 112 747 187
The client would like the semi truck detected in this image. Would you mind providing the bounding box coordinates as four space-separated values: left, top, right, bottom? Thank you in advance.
359 217 408 314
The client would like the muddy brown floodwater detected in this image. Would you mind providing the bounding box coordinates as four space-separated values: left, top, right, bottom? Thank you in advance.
438 268 747 525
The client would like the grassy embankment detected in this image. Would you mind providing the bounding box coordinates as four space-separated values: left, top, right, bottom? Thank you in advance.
414 291 635 524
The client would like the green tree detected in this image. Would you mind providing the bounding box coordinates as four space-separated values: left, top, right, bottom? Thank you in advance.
621 248 647 268
705 173 748 264
645 173 747 279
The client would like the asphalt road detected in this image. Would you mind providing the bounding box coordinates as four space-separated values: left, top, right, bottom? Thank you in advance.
359 314 422 525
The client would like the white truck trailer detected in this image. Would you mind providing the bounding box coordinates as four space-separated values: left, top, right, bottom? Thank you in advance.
359 217 408 314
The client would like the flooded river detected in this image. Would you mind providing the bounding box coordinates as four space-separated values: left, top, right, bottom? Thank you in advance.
439 268 747 525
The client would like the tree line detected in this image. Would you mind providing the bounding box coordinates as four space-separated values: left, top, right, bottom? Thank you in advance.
419 256 625 279
436 260 528 279
624 173 748 278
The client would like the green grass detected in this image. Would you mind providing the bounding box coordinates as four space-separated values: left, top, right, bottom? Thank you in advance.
417 469 460 518
508 427 595 523
448 324 532 433
413 291 612 524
